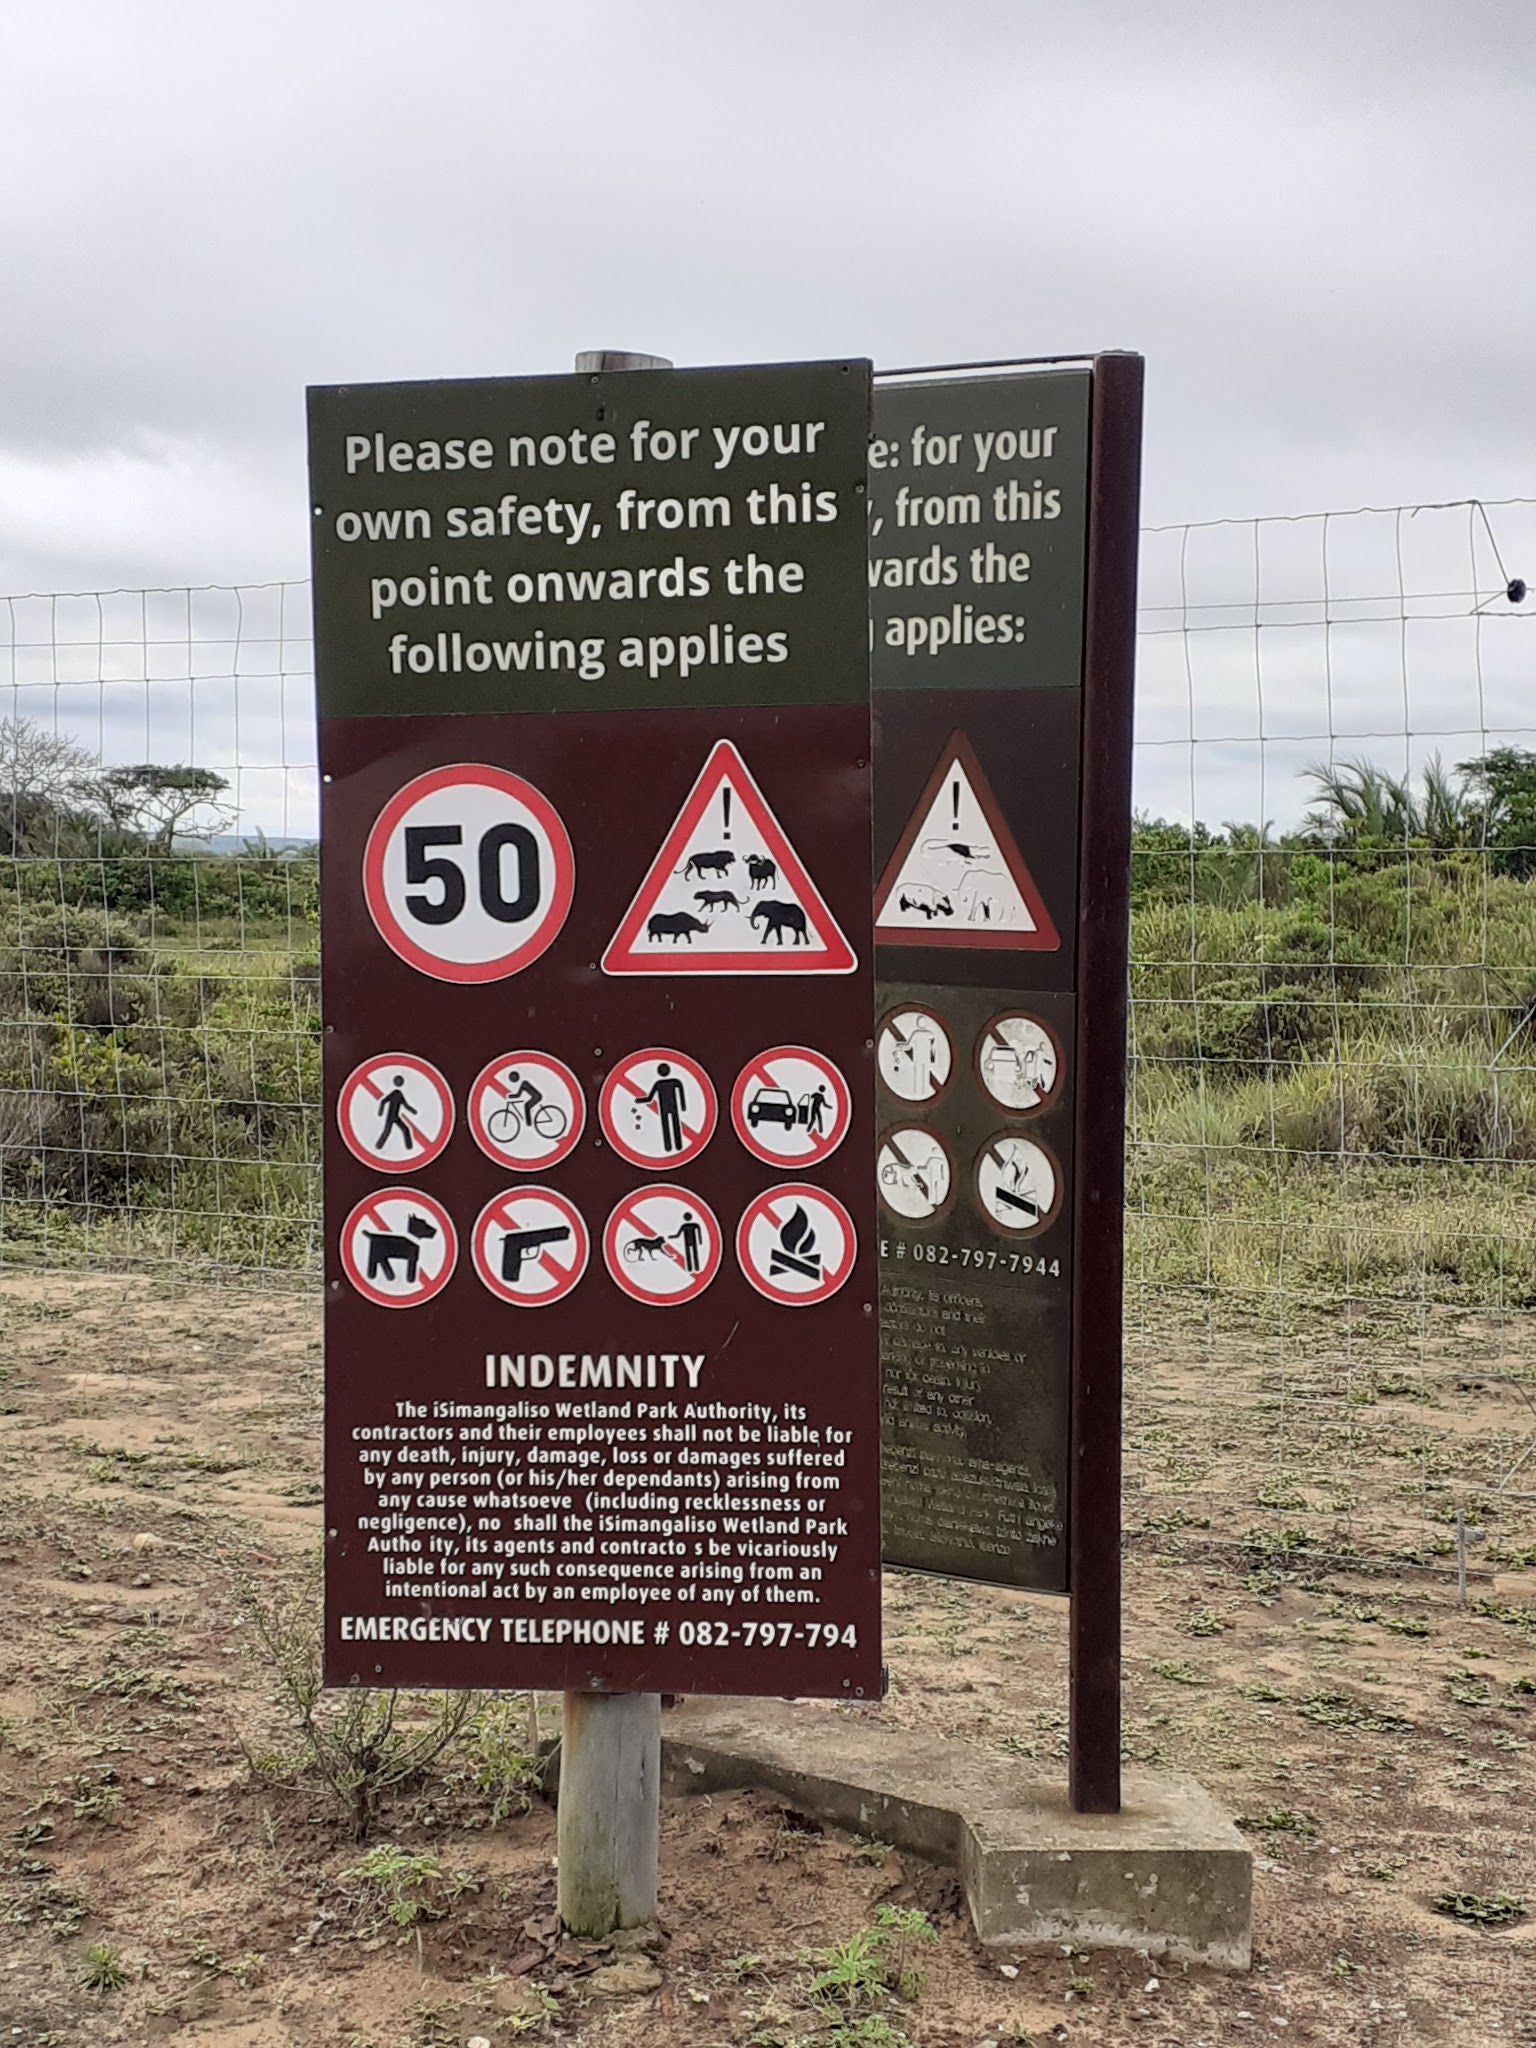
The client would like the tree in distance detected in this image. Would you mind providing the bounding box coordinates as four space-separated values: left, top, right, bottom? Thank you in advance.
0 717 99 855
92 762 234 852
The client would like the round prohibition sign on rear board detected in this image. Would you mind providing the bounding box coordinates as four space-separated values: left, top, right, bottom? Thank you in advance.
604 1185 722 1306
730 1045 852 1167
878 1124 955 1224
974 1133 1062 1239
337 1052 454 1172
471 1186 588 1306
339 1187 457 1309
599 1048 716 1169
737 1183 858 1307
876 1004 953 1105
468 1050 584 1170
362 763 574 983
975 1011 1063 1115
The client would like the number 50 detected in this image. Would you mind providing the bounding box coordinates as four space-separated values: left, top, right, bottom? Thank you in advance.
404 823 541 926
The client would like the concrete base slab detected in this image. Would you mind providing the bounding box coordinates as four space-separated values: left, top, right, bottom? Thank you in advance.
662 1700 1251 1971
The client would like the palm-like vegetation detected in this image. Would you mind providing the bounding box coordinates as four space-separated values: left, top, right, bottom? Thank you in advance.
1304 754 1471 851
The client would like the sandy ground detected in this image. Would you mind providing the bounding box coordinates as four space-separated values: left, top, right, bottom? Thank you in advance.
0 1271 1533 2047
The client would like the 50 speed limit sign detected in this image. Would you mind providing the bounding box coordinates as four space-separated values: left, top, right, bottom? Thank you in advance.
363 764 575 982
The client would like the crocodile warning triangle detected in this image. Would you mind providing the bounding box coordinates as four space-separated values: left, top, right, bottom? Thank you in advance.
873 730 1060 951
602 739 857 976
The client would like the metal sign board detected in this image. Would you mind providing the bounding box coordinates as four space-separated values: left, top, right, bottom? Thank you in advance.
310 361 880 1699
871 360 1140 1653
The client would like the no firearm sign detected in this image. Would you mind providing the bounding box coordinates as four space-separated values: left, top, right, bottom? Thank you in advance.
310 362 880 1698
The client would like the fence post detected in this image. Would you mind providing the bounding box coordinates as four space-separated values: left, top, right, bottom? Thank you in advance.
554 345 671 1940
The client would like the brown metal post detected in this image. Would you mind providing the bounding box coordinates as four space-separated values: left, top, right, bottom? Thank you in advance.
1068 351 1144 1814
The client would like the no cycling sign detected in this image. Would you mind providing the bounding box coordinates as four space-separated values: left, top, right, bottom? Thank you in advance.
311 360 881 1700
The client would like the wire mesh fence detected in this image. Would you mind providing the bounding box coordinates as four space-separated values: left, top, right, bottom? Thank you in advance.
2 501 1534 1569
1127 498 1536 1571
0 583 320 1270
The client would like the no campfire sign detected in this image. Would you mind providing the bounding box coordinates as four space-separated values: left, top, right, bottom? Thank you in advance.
310 361 880 1698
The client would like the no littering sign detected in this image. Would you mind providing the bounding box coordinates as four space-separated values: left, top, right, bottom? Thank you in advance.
599 1048 716 1169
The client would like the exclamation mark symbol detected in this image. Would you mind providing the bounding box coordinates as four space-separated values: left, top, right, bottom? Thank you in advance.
951 777 961 833
722 786 733 840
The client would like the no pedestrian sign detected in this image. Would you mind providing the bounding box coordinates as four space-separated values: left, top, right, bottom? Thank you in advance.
338 1053 454 1171
312 359 881 1698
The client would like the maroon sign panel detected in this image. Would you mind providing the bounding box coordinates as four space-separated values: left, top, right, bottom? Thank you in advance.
309 362 880 1697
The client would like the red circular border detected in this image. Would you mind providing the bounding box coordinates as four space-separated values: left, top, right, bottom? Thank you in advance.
337 1053 455 1173
468 1050 586 1171
339 1188 458 1309
603 1185 722 1307
875 1001 955 1106
736 1182 858 1308
362 763 575 984
598 1048 717 1170
730 1044 852 1169
470 1186 589 1307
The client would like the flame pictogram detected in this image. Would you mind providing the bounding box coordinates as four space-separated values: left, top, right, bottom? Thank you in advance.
770 1203 822 1280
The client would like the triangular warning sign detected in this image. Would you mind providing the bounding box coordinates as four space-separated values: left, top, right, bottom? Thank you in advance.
873 731 1060 951
602 740 857 976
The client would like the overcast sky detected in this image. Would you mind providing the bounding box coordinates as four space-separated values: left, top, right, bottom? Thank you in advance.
2 1 1532 830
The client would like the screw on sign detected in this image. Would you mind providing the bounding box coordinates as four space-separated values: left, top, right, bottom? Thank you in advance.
470 1187 588 1306
878 1125 954 1224
363 763 574 983
339 1189 457 1308
603 1186 722 1305
599 1048 717 1170
975 1134 1062 1238
736 1183 858 1306
976 1011 1062 1115
730 1045 852 1168
337 1053 454 1171
469 1050 585 1170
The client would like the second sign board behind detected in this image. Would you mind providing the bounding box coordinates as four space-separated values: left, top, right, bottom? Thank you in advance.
872 365 1097 1594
